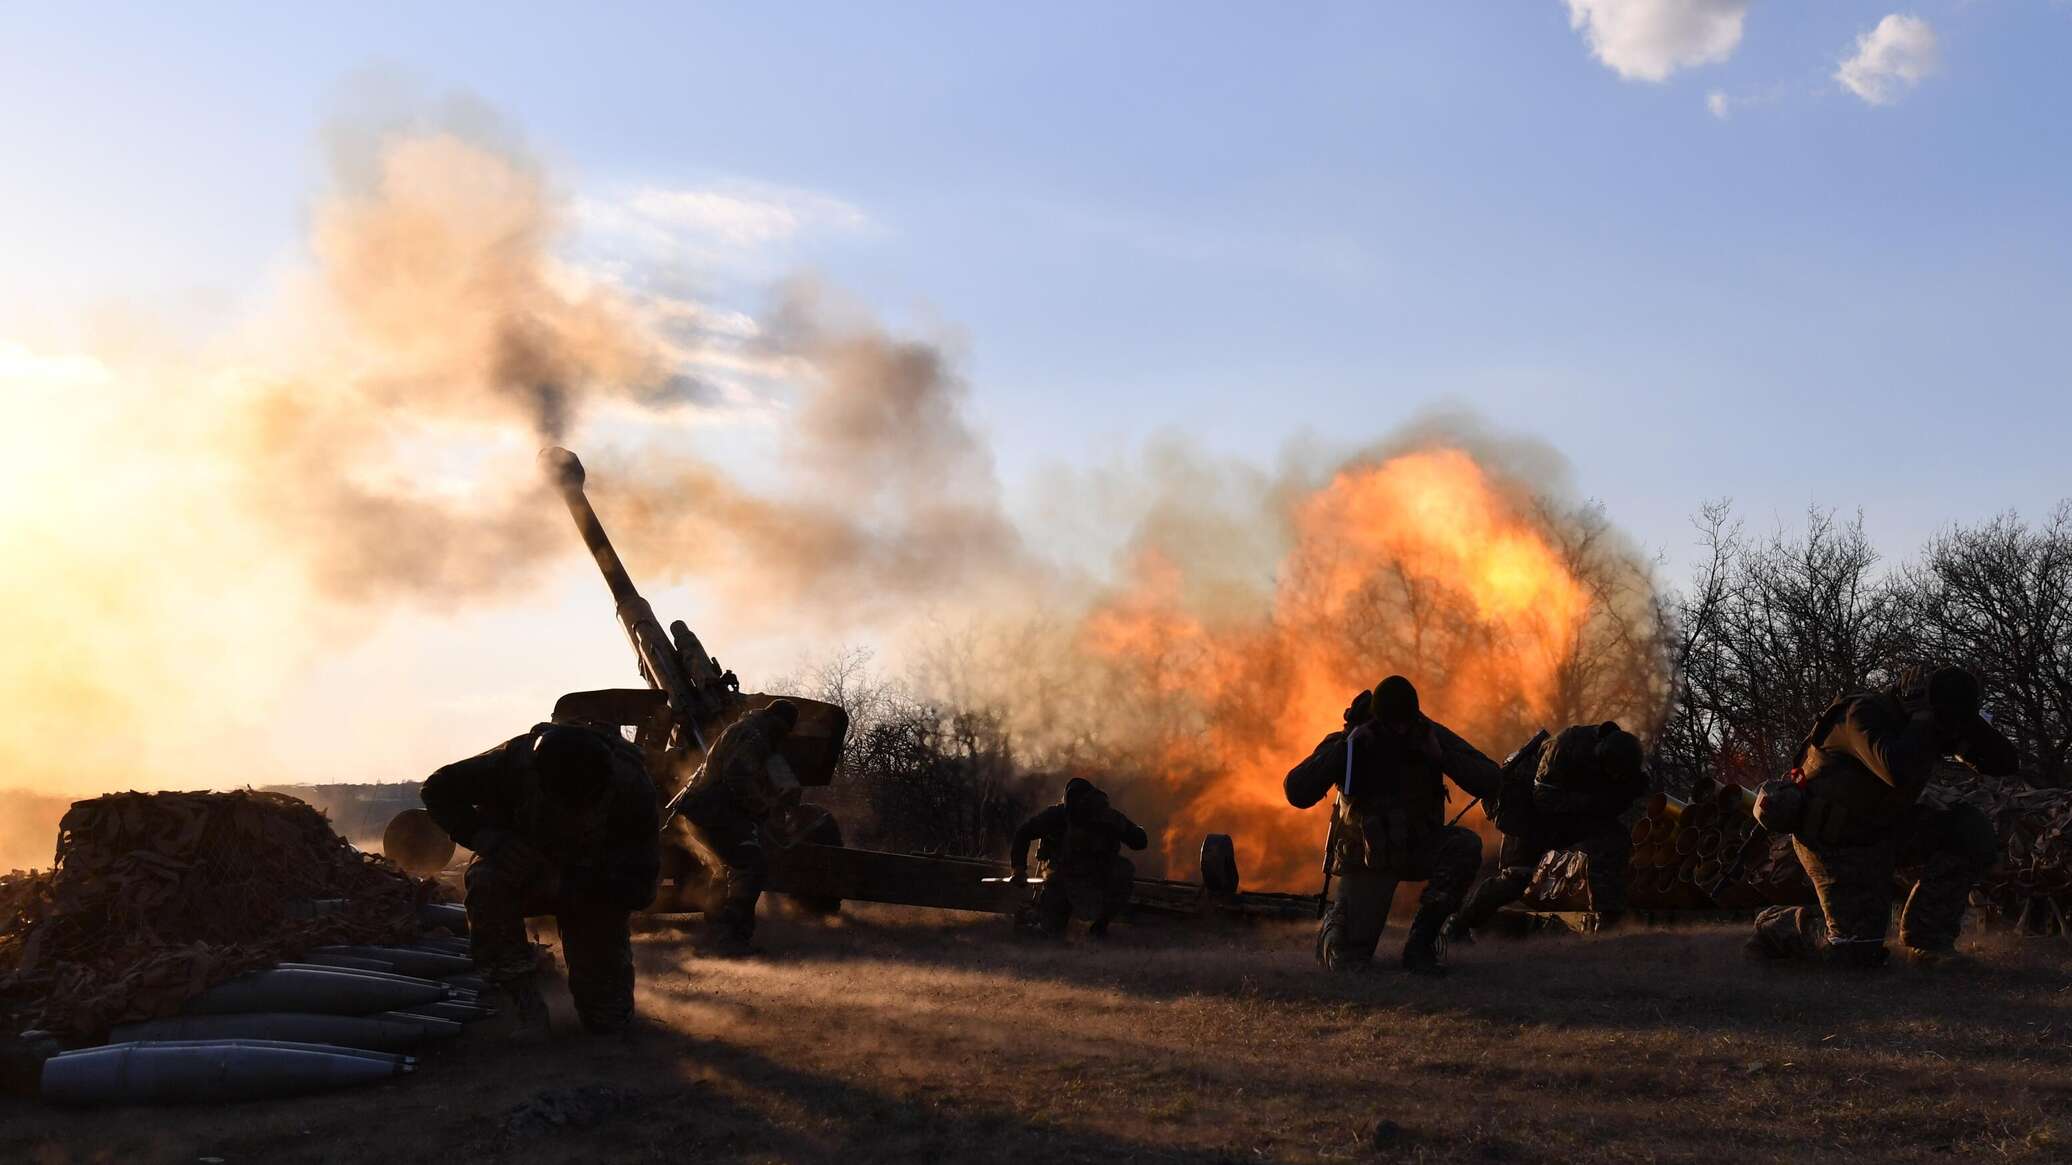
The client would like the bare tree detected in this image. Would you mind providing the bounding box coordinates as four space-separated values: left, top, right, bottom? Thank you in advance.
1898 505 2072 787
1662 507 1909 790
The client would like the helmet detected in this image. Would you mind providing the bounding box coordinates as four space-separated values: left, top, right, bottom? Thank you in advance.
533 726 614 806
1371 675 1420 727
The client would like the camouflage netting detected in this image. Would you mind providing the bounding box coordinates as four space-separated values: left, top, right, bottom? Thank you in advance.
1922 768 2072 932
1522 766 2072 932
0 790 446 1040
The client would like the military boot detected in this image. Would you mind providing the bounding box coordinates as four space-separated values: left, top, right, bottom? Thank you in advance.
1899 945 1975 972
503 973 551 1041
1400 905 1450 976
1441 913 1475 947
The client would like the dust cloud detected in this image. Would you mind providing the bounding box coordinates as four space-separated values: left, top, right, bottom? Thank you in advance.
0 108 1667 890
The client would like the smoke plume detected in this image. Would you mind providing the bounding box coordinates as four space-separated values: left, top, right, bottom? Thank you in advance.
0 109 1669 893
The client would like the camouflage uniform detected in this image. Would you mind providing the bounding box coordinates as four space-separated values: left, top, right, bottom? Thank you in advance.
1748 687 2014 965
1453 723 1648 932
674 707 790 942
422 724 659 1032
1285 707 1501 971
1012 779 1148 935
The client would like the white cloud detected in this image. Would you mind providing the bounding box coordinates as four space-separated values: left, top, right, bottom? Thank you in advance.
1706 90 1731 119
572 180 874 269
1836 14 1940 106
0 338 112 387
1564 0 1752 82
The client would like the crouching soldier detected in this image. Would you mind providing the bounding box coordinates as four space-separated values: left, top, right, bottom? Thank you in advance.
421 723 660 1036
1447 721 1648 941
671 699 802 950
1010 778 1148 938
1747 664 2015 968
1285 676 1502 974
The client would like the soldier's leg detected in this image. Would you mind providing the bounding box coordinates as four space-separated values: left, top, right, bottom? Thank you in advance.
688 811 767 943
1749 838 1893 966
1033 874 1074 934
1895 802 1997 954
1403 826 1482 973
1317 867 1397 970
1575 818 1633 926
554 902 636 1034
463 855 555 1033
1451 832 1542 935
464 854 551 983
1088 857 1134 937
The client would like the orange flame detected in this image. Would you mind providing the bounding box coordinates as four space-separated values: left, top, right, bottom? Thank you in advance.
1081 447 1602 890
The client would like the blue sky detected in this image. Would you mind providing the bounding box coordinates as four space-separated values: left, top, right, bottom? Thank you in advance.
5 1 2067 572
3 2 2069 781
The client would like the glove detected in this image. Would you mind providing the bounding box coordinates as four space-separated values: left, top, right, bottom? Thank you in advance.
1342 690 1373 730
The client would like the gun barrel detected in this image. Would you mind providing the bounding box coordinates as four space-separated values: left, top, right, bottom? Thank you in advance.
540 447 642 608
540 446 712 751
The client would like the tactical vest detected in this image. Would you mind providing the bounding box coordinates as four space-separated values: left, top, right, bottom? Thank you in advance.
1334 721 1447 875
1529 724 1605 815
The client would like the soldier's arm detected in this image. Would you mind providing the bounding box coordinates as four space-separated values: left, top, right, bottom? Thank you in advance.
1433 722 1503 801
1827 699 1940 790
1954 716 2020 777
1011 806 1064 870
419 738 520 849
719 727 775 792
1284 731 1349 809
1113 811 1150 852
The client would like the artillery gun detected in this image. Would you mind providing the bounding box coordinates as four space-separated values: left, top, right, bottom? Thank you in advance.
383 448 1320 926
537 446 851 914
384 447 851 914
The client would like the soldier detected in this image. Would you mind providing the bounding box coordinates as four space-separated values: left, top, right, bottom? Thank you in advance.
420 723 659 1037
1285 675 1502 974
1009 777 1149 938
674 699 799 949
1445 721 1649 942
1747 664 2016 968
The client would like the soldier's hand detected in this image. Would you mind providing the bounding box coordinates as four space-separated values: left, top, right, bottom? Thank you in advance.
1343 690 1373 729
1009 866 1028 884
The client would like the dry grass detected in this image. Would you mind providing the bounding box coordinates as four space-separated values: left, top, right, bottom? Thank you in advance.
5 908 2071 1164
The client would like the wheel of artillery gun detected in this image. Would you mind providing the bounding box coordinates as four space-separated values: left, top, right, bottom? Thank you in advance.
1200 833 1240 897
382 809 456 879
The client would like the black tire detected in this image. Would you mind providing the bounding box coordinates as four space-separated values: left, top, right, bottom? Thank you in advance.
1199 833 1240 896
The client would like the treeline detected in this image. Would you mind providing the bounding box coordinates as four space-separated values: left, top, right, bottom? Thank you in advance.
1654 502 2072 794
795 649 1055 860
800 501 2072 864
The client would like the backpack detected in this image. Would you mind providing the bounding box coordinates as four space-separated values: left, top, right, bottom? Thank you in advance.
1529 724 1607 815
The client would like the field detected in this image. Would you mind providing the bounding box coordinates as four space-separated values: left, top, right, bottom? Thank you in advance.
5 907 2071 1164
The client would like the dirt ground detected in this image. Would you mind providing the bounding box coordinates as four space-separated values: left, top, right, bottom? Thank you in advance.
5 906 2070 1165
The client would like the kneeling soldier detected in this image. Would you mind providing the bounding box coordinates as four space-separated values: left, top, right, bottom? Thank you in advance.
1747 665 2014 968
1447 721 1648 940
1285 676 1501 974
1010 778 1148 938
422 723 659 1035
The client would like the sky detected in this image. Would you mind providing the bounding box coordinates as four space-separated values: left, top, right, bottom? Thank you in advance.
2 1 2069 784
